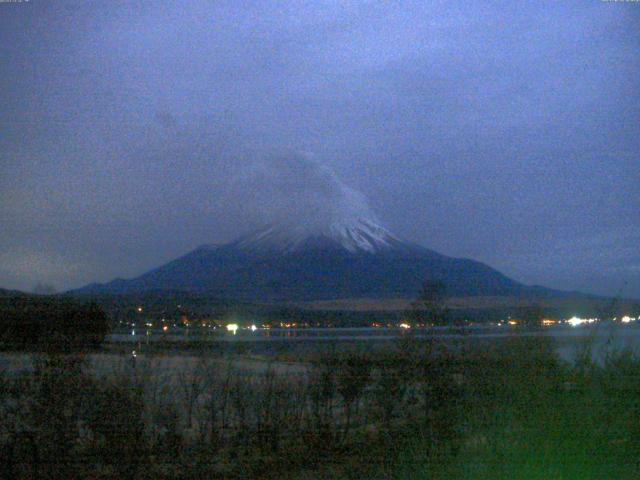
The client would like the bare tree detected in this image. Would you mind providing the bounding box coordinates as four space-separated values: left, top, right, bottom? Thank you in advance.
411 280 450 327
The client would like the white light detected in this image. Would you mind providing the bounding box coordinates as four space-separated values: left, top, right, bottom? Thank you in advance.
621 316 633 324
566 316 597 327
226 323 239 335
399 323 411 329
250 324 257 332
131 329 136 336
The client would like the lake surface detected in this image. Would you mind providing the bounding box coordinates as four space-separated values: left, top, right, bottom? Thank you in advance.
1 324 638 376
109 322 640 364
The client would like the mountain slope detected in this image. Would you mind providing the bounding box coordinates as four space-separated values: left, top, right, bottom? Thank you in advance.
73 219 555 301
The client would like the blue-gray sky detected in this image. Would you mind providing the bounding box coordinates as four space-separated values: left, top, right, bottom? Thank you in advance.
1 1 639 298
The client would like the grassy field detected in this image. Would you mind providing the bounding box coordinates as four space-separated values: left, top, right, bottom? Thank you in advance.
1 334 639 479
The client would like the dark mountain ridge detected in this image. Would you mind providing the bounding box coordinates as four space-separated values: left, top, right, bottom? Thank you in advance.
73 220 563 301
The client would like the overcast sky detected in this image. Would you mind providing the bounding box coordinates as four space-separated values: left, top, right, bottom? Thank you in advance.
1 1 639 298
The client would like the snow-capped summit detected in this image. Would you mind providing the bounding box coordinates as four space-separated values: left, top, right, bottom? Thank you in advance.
71 157 548 300
72 211 551 300
234 217 402 254
229 155 404 254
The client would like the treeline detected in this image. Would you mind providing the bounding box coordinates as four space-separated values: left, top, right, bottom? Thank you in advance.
0 296 110 351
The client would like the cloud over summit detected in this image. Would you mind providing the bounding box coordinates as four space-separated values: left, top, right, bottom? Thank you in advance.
232 153 381 231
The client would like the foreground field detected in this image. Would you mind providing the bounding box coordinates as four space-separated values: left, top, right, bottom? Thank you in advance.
1 335 639 479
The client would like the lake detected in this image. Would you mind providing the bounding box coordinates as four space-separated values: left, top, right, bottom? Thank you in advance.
108 321 640 364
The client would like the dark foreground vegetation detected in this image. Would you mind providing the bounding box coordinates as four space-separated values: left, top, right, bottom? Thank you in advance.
0 296 110 352
1 334 640 479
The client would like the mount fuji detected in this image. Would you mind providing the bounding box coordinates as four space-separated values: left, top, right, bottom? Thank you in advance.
74 215 555 301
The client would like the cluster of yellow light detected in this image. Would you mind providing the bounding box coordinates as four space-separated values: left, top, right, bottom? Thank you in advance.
399 323 411 329
508 320 518 326
226 323 239 334
162 325 169 332
279 322 298 328
542 319 556 326
620 316 637 324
